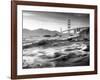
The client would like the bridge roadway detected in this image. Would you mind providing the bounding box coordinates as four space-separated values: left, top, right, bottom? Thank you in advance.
62 27 88 34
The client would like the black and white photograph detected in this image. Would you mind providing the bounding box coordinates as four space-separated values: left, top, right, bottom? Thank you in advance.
11 1 97 79
22 11 90 69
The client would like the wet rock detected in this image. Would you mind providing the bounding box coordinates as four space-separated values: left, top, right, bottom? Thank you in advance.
71 55 90 66
54 52 63 58
65 48 76 51
66 53 78 58
83 45 89 51
37 40 49 46
50 52 78 62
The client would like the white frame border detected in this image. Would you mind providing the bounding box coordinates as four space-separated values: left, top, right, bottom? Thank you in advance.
17 5 95 75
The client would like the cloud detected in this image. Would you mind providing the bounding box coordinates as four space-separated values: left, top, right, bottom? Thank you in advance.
23 11 89 31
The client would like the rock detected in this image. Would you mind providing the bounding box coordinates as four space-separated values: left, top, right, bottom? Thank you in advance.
65 48 75 51
54 52 63 58
37 40 49 46
83 45 89 51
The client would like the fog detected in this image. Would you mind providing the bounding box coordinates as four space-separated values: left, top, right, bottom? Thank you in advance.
23 11 89 32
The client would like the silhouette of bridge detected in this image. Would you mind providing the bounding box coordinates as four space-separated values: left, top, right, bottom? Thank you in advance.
61 27 89 34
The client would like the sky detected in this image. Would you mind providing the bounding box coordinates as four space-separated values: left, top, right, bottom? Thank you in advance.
23 11 89 32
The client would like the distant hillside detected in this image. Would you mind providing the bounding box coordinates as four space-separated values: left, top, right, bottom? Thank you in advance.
23 29 32 34
23 28 61 38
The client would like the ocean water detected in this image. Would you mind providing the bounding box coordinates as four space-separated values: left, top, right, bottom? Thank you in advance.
22 42 89 68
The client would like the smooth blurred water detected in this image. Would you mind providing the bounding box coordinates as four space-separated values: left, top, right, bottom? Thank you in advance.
22 42 89 68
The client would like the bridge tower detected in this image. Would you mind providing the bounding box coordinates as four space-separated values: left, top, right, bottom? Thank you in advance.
68 17 71 34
